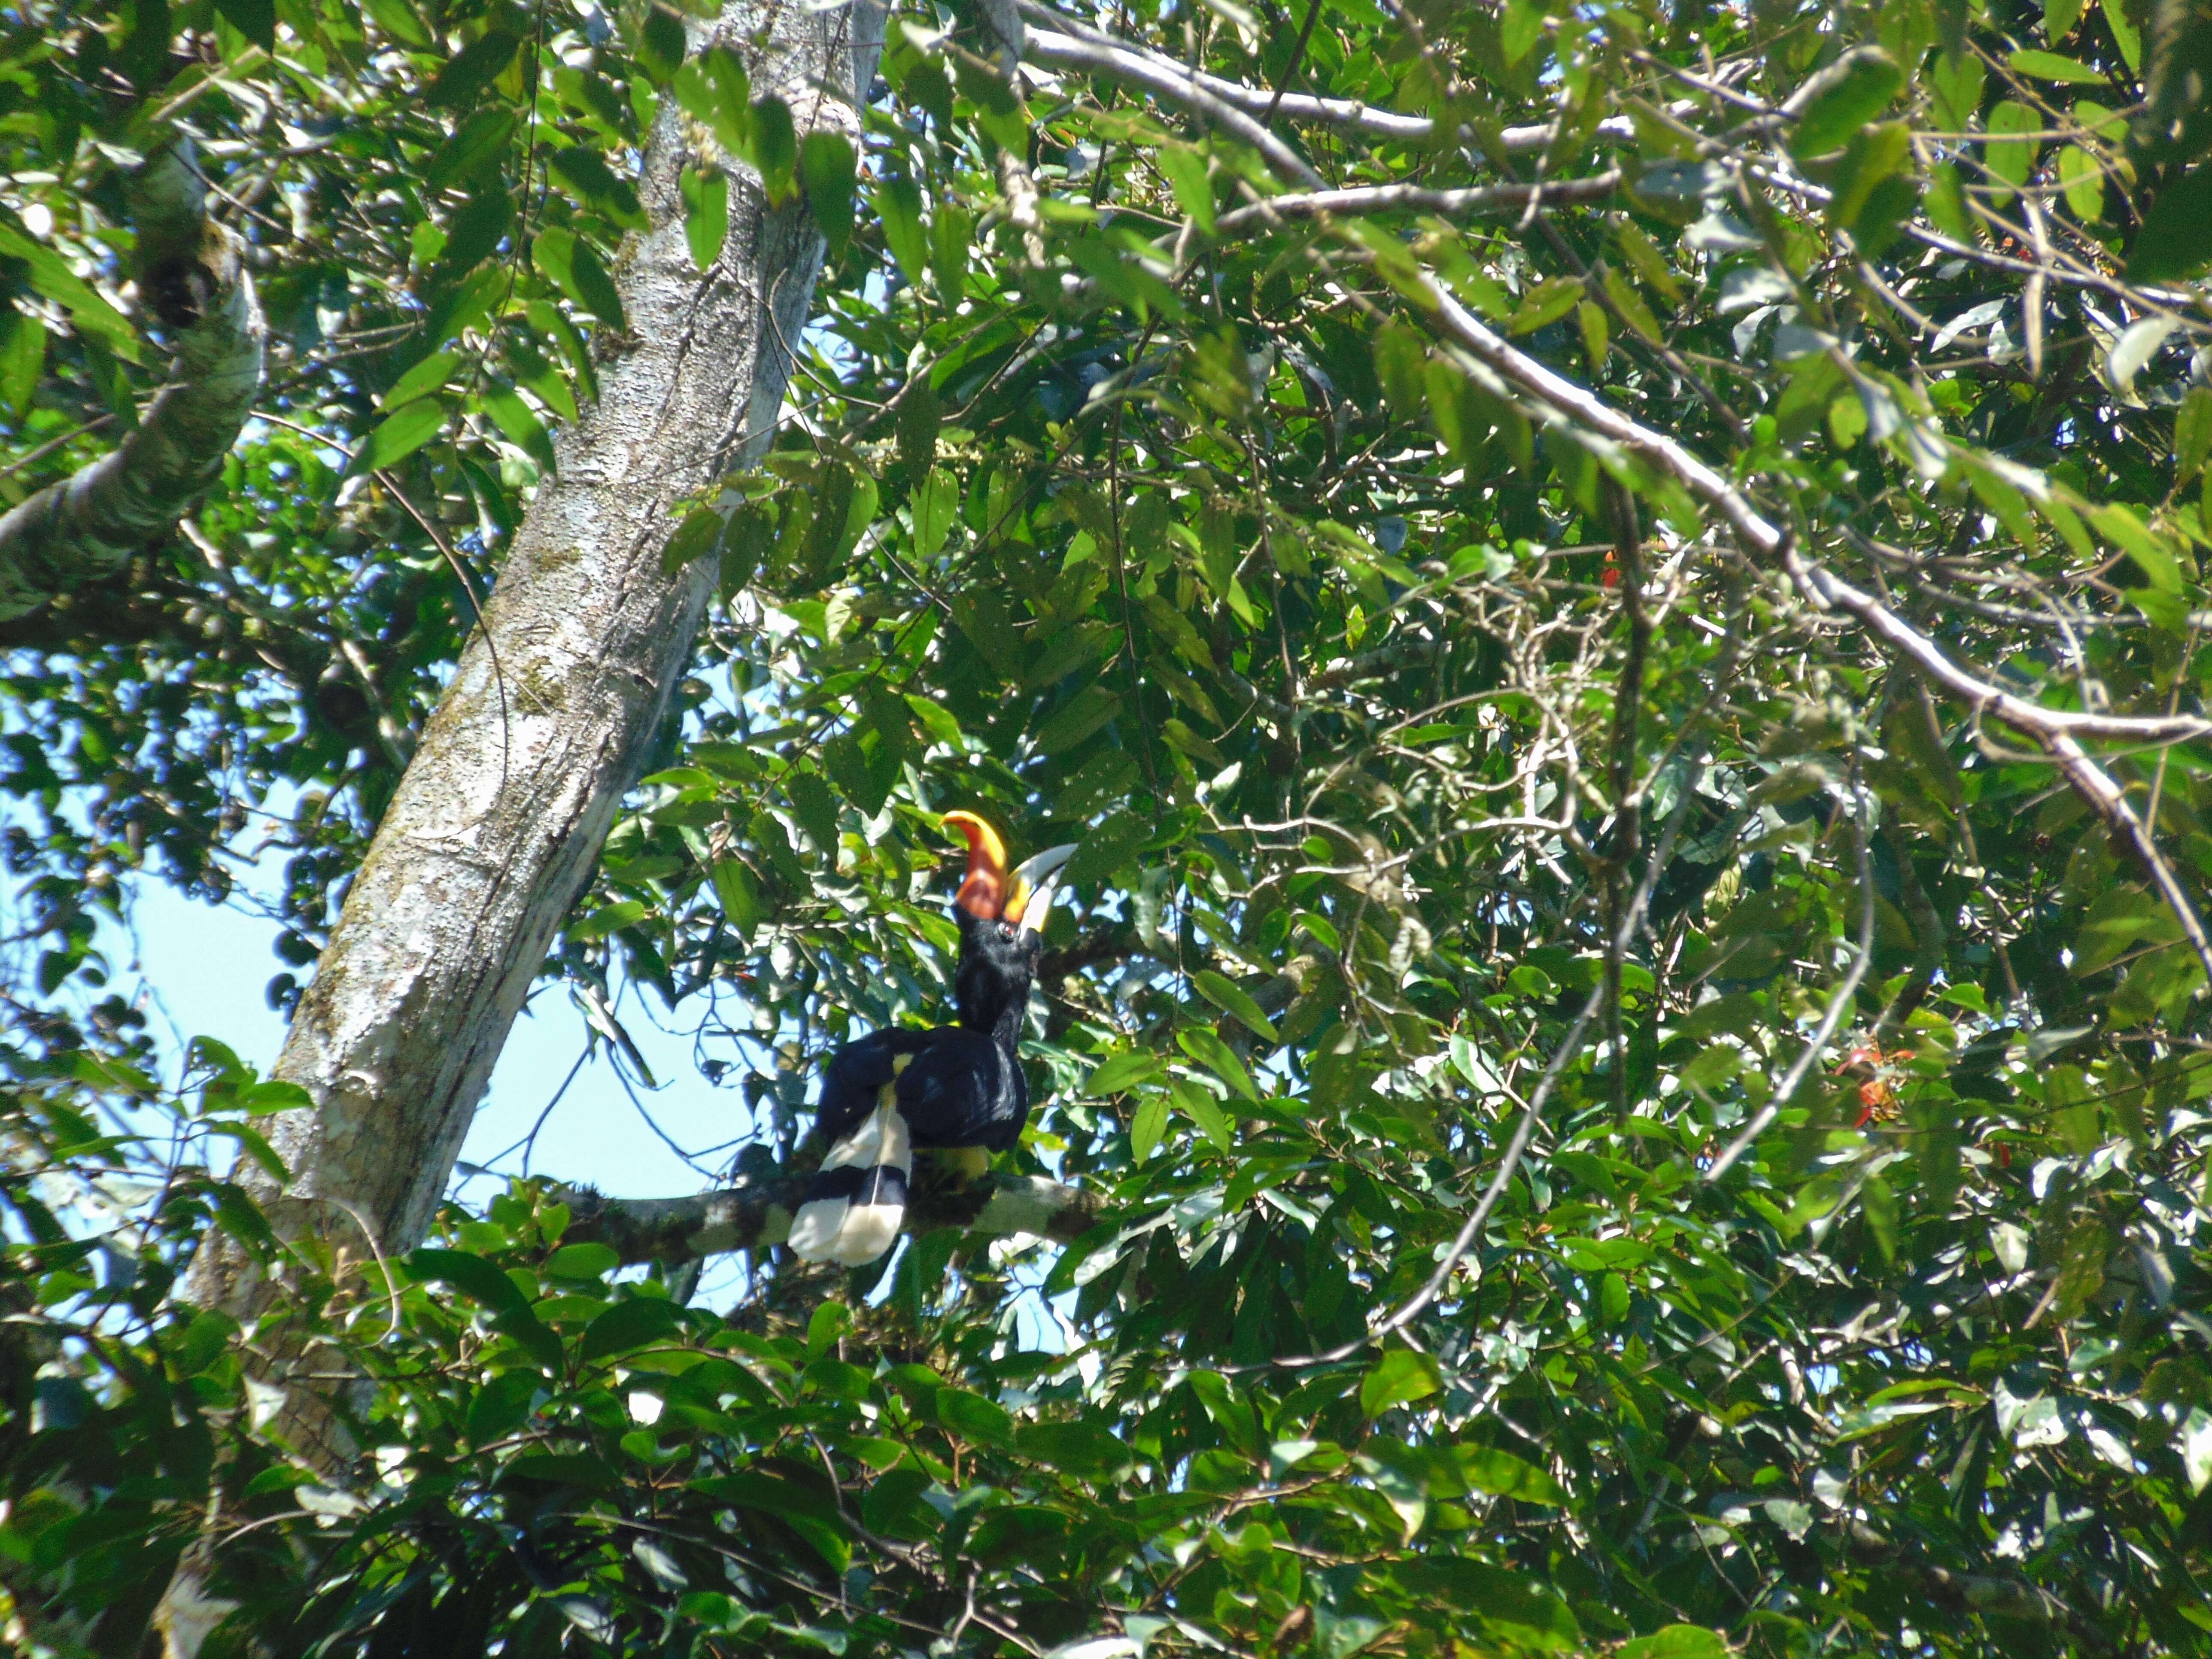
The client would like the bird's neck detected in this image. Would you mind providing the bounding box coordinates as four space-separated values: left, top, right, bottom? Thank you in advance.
982 984 1028 1051
955 913 1032 1049
957 970 1031 1047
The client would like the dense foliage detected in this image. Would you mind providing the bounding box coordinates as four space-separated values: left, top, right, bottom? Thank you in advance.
9 0 2212 1651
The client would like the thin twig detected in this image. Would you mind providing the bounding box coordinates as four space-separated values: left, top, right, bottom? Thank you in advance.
1706 779 1878 1180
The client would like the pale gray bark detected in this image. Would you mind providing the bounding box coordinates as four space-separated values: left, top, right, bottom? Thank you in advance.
0 142 264 620
179 0 884 1340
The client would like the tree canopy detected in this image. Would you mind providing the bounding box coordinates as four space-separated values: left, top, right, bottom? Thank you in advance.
9 0 2212 1652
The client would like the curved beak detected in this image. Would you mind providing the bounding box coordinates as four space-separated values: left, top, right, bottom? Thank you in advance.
1003 844 1077 936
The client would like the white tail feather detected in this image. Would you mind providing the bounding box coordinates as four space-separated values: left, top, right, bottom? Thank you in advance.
788 1100 912 1265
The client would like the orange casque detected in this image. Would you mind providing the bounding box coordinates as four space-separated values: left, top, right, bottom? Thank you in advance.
940 811 1049 925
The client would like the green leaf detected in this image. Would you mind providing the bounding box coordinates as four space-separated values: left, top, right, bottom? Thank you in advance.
1507 276 1584 336
235 1079 313 1116
533 228 626 331
407 1246 530 1316
2106 0 2143 68
904 693 963 748
213 0 274 49
1176 1024 1258 1100
1600 268 1662 343
2130 165 2212 284
751 96 798 203
481 384 556 475
1087 1051 1164 1094
2177 387 2212 481
425 108 517 190
0 310 43 417
1456 1445 1568 1503
1191 970 1279 1043
571 899 646 941
877 175 929 287
1017 1421 1138 1475
549 147 647 231
912 466 958 556
1983 101 2040 201
2008 48 2106 82
580 1294 684 1361
1928 51 1984 132
1064 809 1146 888
1926 160 1972 239
428 28 520 106
544 1242 620 1280
672 48 753 155
662 504 724 576
0 228 139 362
638 3 687 84
467 1368 541 1446
2087 501 2180 592
689 1472 849 1568
936 1387 1014 1445
1446 1562 1580 1649
2058 142 2104 219
1827 122 1913 232
712 857 763 932
681 167 729 271
1033 685 1120 754
932 201 971 307
510 1452 619 1491
798 131 856 262
1158 143 1216 234
805 1297 850 1358
352 398 447 474
1790 50 1902 156
2072 886 2184 975
364 0 432 46
1130 1093 1167 1163
1617 1628 1732 1659
1173 1079 1235 1152
206 1122 288 1181
2183 1407 2212 1493
381 348 462 409
1360 1348 1442 1416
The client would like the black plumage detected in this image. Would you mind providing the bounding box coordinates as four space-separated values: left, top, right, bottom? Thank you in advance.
787 820 1071 1266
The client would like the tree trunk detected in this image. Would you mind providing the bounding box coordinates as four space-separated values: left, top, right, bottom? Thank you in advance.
178 0 882 1391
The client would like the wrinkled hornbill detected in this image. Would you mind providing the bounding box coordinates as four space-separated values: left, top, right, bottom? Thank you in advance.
787 813 1076 1266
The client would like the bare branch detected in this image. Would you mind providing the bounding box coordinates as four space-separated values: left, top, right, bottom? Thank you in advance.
1791 556 2212 744
1016 0 1638 151
0 141 265 621
1023 27 1325 187
1212 174 1620 237
1705 780 1878 1181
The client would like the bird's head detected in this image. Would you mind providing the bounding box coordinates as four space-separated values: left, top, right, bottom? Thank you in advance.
941 811 1077 947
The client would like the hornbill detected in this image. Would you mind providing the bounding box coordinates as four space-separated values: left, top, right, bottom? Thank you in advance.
787 813 1076 1266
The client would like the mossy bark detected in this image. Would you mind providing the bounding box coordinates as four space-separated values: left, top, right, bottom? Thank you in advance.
0 142 265 620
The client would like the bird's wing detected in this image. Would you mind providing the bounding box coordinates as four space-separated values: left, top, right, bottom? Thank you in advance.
817 1026 941 1144
896 1029 1029 1150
